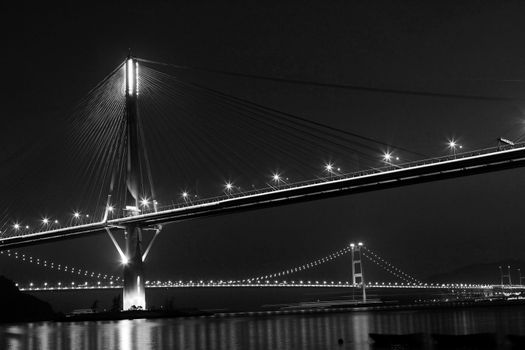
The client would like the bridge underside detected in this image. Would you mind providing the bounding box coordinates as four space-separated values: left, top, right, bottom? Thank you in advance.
2 145 525 250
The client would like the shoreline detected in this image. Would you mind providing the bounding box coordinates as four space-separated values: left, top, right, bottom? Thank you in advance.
3 297 525 325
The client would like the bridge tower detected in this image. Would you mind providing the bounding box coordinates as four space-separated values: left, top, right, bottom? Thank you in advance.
350 242 366 302
103 54 160 310
499 265 512 286
122 55 147 310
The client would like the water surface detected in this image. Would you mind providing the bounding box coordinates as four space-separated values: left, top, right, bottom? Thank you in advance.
1 305 524 349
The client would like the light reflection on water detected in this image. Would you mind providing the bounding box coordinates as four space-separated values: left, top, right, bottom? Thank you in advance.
1 306 525 350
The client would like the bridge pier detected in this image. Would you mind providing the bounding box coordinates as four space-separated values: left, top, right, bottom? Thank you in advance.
122 224 146 310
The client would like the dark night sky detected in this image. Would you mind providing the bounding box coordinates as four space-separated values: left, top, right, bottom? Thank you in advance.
3 1 525 303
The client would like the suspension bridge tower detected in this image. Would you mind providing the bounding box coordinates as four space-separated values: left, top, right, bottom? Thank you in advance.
350 242 366 302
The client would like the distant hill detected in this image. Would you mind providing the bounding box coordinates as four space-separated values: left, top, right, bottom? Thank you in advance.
425 260 525 285
0 275 56 323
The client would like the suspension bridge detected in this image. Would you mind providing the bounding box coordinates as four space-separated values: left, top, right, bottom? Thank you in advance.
1 54 524 310
8 242 523 299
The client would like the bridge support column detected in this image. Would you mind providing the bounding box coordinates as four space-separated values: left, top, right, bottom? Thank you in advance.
350 242 366 302
122 225 146 310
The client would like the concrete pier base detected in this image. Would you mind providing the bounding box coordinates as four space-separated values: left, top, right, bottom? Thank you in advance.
123 225 146 310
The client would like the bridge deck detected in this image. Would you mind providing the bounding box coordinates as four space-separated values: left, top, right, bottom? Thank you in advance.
19 281 523 292
2 144 525 250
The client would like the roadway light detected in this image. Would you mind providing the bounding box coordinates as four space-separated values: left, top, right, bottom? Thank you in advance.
121 256 129 265
225 181 234 192
73 212 80 219
107 206 114 212
54 220 59 224
13 223 20 230
140 198 150 207
25 225 29 229
447 139 461 156
324 163 334 172
42 218 49 225
272 173 281 182
383 152 392 162
182 191 188 198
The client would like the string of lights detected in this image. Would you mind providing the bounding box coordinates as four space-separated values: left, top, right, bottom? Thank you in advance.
362 247 421 283
361 251 420 284
241 246 352 282
0 250 120 281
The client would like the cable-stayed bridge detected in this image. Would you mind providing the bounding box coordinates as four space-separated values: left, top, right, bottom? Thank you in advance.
1 54 524 310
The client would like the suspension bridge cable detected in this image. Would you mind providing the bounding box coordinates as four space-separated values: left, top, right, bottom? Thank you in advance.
168 76 395 164
0 63 127 235
138 66 392 176
241 245 352 282
139 70 353 174
139 63 426 159
137 58 520 102
361 247 421 284
0 250 120 281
